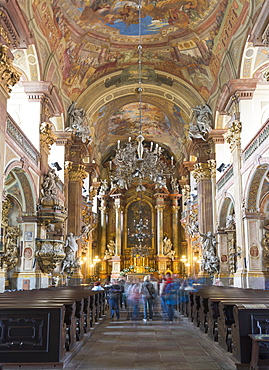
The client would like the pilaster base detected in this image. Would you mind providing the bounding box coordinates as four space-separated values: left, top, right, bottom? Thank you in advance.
11 271 50 290
216 273 231 287
111 255 121 279
0 270 6 293
233 269 247 288
198 271 214 285
156 255 171 274
246 271 269 290
68 271 83 286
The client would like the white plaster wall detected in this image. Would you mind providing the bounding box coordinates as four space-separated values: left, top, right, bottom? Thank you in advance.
7 85 41 151
48 143 65 183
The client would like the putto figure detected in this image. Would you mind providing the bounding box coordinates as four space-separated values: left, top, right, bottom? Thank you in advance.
188 104 212 141
66 102 91 143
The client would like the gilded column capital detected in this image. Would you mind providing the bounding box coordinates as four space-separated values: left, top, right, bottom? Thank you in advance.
193 159 216 182
0 45 21 96
181 185 190 198
224 120 242 151
172 206 180 212
155 204 165 211
99 206 107 213
65 162 87 183
113 204 124 212
40 121 57 153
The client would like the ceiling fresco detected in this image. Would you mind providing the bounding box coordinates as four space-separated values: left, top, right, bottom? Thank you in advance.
72 0 218 36
32 0 235 101
90 97 187 162
27 0 252 164
107 102 171 136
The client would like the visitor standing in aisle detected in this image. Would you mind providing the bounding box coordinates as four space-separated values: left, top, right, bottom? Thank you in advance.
139 275 156 322
107 279 121 319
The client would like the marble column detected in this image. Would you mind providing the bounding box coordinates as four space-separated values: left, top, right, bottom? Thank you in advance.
224 119 246 287
65 162 88 238
154 193 167 274
193 159 216 234
171 195 181 254
114 202 123 256
98 195 108 279
65 162 88 283
110 194 123 277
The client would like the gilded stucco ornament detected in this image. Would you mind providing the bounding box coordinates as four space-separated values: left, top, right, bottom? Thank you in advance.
66 163 88 183
0 44 21 94
163 237 175 260
181 184 190 199
193 159 216 182
0 196 20 270
35 240 66 274
224 121 242 151
40 122 57 151
103 239 116 260
261 230 269 268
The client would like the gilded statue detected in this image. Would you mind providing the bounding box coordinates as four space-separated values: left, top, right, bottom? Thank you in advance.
103 240 116 260
163 237 175 260
262 230 269 268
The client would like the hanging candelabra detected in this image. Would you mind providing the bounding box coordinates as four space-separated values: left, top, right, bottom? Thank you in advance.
108 0 175 192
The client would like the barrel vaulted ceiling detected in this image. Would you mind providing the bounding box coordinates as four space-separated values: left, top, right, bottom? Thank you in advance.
16 0 258 165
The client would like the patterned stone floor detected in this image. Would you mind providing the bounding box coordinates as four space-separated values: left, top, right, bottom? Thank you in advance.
64 311 237 370
2 309 237 370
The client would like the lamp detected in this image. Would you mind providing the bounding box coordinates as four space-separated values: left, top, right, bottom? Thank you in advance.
217 163 229 173
109 0 175 192
51 162 62 171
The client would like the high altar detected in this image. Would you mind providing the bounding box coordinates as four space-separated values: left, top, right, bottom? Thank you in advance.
98 187 182 280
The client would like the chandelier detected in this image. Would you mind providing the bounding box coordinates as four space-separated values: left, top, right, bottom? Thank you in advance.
109 0 175 192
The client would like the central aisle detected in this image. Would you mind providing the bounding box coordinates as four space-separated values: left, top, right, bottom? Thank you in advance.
65 311 237 370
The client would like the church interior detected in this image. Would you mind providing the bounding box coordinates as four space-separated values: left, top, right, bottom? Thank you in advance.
1 0 269 368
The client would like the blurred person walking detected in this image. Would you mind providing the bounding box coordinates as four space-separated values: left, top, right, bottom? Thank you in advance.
107 279 121 319
139 275 156 322
127 279 141 320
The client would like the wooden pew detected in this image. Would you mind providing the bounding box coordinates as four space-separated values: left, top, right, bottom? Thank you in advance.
207 292 269 349
0 286 106 366
231 303 269 368
0 302 66 364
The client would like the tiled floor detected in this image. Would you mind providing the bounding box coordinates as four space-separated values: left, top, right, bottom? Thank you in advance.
2 309 237 370
64 310 237 370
